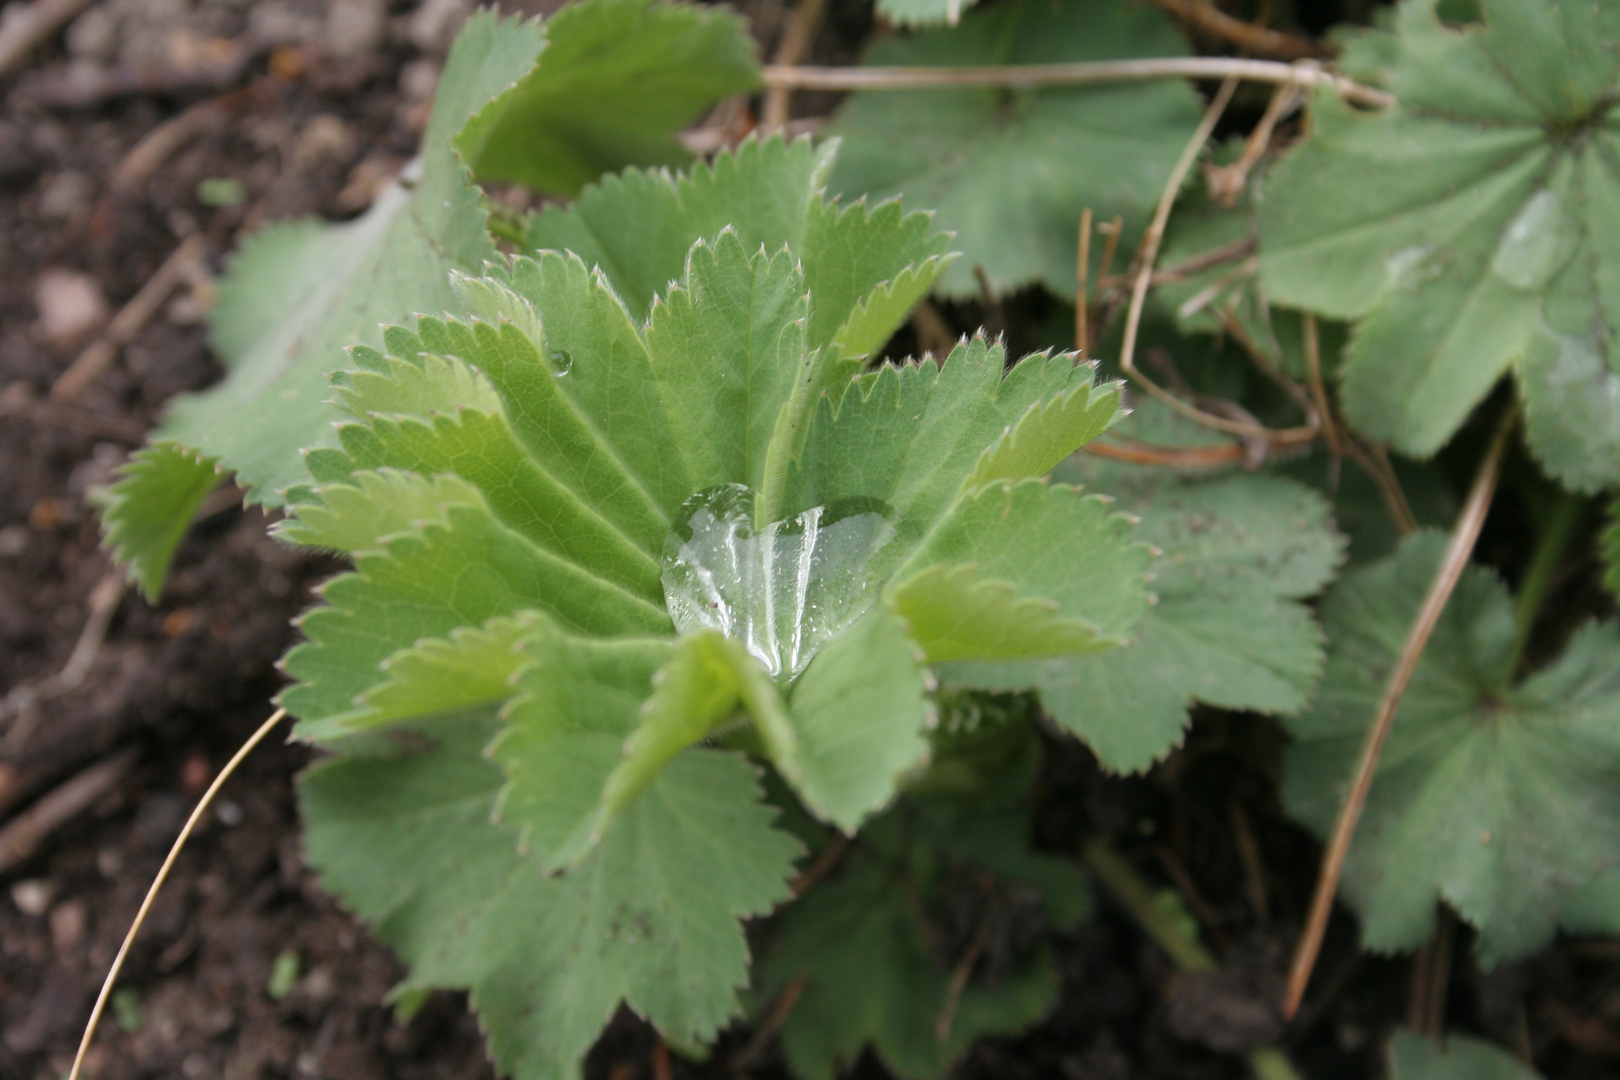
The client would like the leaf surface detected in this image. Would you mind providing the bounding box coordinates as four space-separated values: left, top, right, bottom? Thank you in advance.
947 434 1342 773
1388 1029 1544 1080
753 798 1085 1080
455 0 759 196
1259 0 1620 488
1283 532 1620 963
302 712 800 1080
824 0 1203 297
98 444 221 599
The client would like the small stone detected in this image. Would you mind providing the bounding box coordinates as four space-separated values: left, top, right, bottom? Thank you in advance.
38 167 92 218
0 525 27 557
325 0 385 58
406 0 472 52
49 900 87 950
293 115 355 168
35 268 108 351
398 57 440 103
10 879 53 917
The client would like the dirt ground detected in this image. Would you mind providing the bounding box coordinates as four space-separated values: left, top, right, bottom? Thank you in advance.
2 2 1619 1079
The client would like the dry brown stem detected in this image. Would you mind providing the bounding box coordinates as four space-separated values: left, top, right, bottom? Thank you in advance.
0 748 136 874
760 57 1394 108
0 0 101 81
1142 0 1327 60
762 0 831 131
53 235 209 402
68 708 288 1080
1283 409 1517 1018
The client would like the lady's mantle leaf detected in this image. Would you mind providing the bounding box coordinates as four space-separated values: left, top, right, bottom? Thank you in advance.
877 0 986 28
1260 0 1620 489
753 798 1086 1080
455 0 759 196
524 134 956 368
824 0 1203 298
301 712 800 1080
97 443 222 599
1284 532 1620 964
946 433 1343 774
1388 1029 1544 1080
102 0 760 596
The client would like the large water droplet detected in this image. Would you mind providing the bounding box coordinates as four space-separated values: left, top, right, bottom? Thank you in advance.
549 350 573 376
661 484 896 681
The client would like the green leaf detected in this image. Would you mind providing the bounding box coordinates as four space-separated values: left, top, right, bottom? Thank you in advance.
1259 0 1620 489
455 0 759 197
824 0 1203 298
783 603 934 832
753 797 1085 1080
784 339 1124 543
1283 531 1620 963
160 11 543 506
525 135 955 362
302 711 801 1080
889 564 1105 662
302 611 538 740
1604 499 1620 598
1387 1030 1544 1080
274 469 485 555
946 442 1343 773
98 443 221 600
279 494 670 733
894 478 1149 644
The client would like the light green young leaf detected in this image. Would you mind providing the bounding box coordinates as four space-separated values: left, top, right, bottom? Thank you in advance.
894 478 1148 644
783 603 934 832
274 469 484 555
825 0 1203 298
1259 0 1620 488
946 438 1343 773
889 564 1104 662
524 135 955 362
1284 532 1620 963
753 798 1085 1080
279 494 670 733
301 611 538 740
455 0 759 196
302 712 801 1080
784 339 1123 538
98 443 221 600
1388 1030 1544 1080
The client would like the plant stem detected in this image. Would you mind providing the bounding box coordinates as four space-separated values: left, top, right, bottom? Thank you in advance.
760 58 1394 108
70 707 289 1080
1083 840 1306 1080
1505 488 1585 682
1283 408 1517 1019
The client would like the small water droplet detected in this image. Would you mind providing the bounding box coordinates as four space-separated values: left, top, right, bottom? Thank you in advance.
661 484 896 681
549 350 573 376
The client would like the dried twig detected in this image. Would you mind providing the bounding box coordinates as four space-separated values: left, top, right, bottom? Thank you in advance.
732 976 808 1071
1406 909 1454 1037
0 0 101 81
1283 408 1517 1018
1083 428 1314 467
69 708 288 1080
0 748 136 875
1205 76 1307 206
935 876 999 1042
0 572 127 740
0 380 146 441
789 834 849 897
761 0 830 131
1076 207 1094 353
1118 77 1318 450
52 235 209 402
760 58 1394 108
1301 313 1341 463
1228 801 1269 922
1142 0 1327 61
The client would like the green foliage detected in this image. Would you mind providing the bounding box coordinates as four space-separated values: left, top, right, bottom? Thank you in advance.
946 408 1343 773
455 0 759 196
274 129 1143 1077
876 0 987 28
753 793 1087 1080
98 443 222 599
102 0 760 595
1388 1030 1544 1080
1284 532 1620 964
825 0 1203 298
1260 0 1620 489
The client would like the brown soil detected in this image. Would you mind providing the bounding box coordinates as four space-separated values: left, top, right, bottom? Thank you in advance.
1 3 1618 1080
